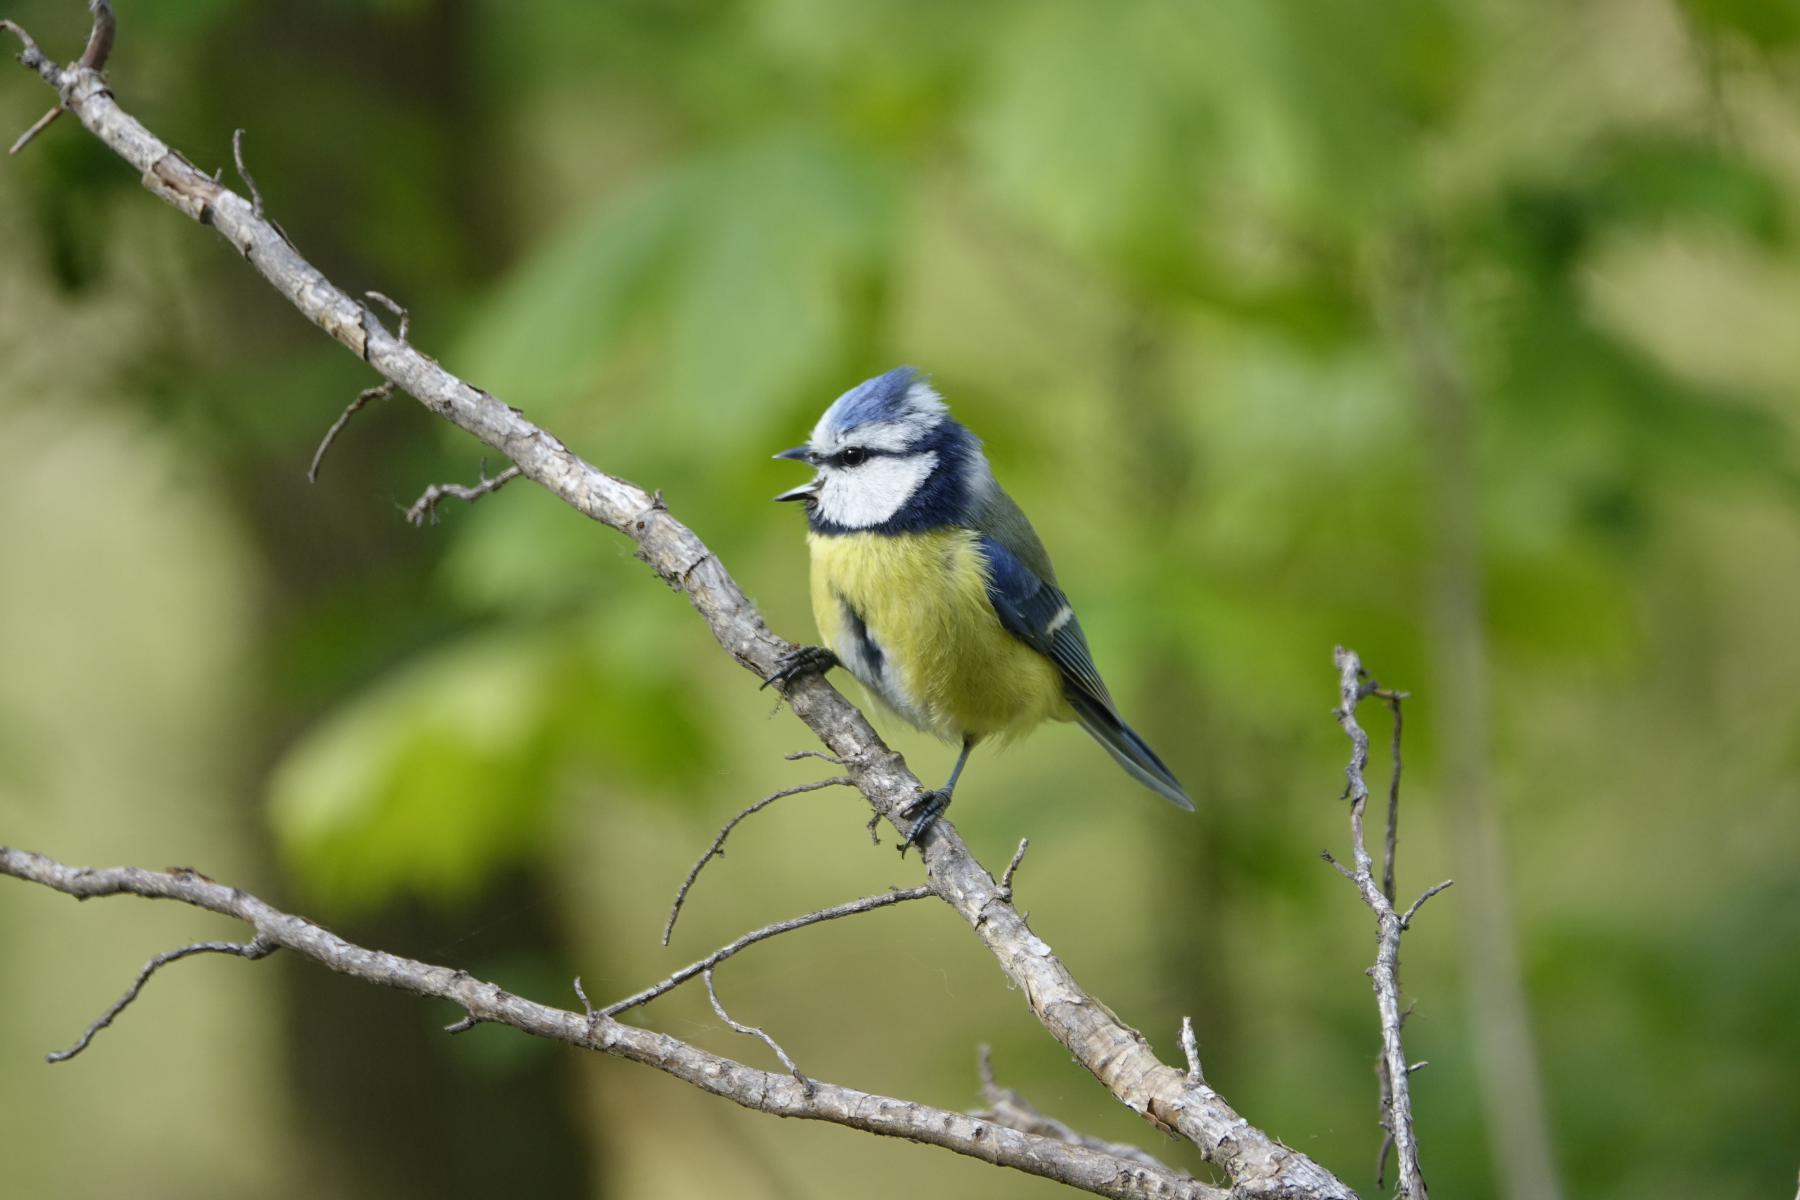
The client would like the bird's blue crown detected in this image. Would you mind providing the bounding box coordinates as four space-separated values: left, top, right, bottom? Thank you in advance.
812 365 943 449
799 366 988 535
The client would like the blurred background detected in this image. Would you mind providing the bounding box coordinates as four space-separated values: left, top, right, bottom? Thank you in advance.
3 0 1800 1197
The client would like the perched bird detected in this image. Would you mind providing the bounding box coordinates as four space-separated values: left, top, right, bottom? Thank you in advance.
768 366 1192 848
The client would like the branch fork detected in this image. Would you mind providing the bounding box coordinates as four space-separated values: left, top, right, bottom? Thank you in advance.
1328 647 1450 1200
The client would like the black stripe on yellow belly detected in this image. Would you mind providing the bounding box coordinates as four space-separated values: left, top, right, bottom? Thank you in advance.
807 528 1072 742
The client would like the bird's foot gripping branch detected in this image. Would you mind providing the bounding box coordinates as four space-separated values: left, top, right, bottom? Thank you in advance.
0 5 1448 1199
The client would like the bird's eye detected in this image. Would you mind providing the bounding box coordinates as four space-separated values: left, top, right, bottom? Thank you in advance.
841 447 867 467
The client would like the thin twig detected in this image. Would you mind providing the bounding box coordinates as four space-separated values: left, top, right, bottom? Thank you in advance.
9 103 62 155
307 382 392 482
663 776 855 945
1374 688 1408 905
231 128 263 219
406 461 522 526
971 1044 1173 1171
1180 1016 1205 1087
365 290 409 342
1329 646 1430 1200
444 1013 485 1034
48 934 277 1062
999 837 1029 898
704 968 813 1096
1400 880 1453 929
784 749 848 766
606 887 932 1018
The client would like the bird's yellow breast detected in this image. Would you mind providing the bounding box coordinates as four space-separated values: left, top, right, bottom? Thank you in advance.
807 528 1071 743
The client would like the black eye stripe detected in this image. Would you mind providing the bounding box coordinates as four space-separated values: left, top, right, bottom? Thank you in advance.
827 445 902 467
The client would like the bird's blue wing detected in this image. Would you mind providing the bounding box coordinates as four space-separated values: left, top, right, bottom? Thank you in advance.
974 533 1193 810
975 533 1112 709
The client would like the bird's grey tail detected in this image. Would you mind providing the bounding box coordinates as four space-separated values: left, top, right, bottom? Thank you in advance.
1066 691 1194 811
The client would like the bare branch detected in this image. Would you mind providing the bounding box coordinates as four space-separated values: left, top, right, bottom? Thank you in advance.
0 848 1215 1200
664 776 855 945
0 33 1356 1196
704 969 813 1096
606 886 932 1018
307 382 392 483
79 0 114 71
48 934 277 1062
1329 646 1431 1200
973 1046 1175 1172
0 19 57 85
405 460 522 526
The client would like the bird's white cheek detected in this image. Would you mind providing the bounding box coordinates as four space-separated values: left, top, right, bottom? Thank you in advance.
815 453 936 528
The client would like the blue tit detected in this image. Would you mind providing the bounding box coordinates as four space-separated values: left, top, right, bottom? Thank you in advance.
768 366 1192 848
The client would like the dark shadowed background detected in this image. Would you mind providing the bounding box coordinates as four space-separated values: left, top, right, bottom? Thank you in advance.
4 1 1800 1198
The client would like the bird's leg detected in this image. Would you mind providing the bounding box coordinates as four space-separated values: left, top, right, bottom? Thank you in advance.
760 644 839 690
899 736 974 854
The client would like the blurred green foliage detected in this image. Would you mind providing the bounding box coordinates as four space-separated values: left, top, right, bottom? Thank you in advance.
7 0 1800 1197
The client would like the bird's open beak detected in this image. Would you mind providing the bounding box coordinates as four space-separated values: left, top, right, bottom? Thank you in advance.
773 480 820 503
773 445 819 502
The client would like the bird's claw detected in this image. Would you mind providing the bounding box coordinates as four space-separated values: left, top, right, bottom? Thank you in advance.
761 644 839 691
898 788 952 856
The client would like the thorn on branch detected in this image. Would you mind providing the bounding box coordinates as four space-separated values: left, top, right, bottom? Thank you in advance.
307 382 392 482
998 838 1029 899
231 129 263 220
406 460 523 527
704 968 813 1097
664 776 855 945
444 1013 485 1034
572 976 595 1021
48 933 278 1063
